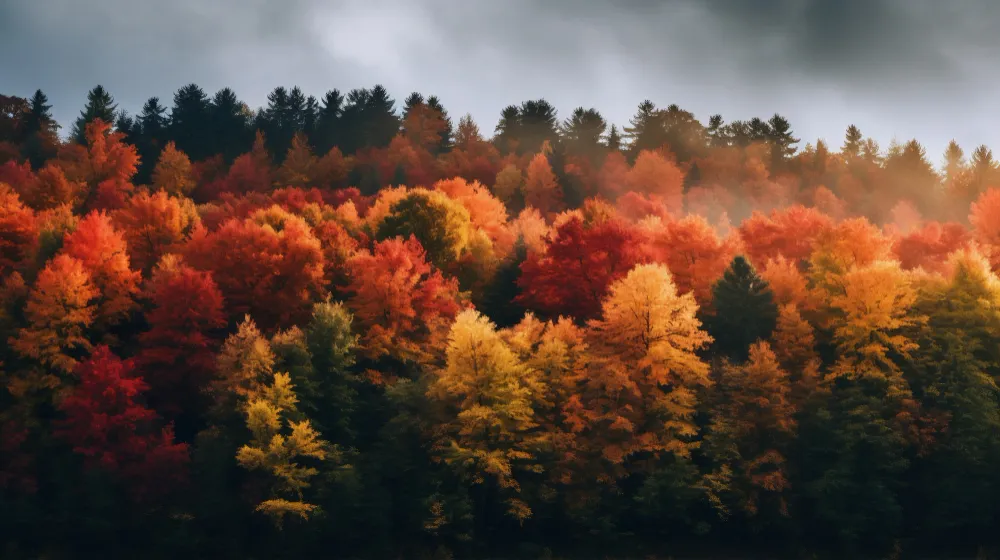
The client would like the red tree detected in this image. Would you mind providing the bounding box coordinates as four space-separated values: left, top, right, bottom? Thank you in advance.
56 345 189 502
893 221 970 274
136 258 227 421
516 216 647 320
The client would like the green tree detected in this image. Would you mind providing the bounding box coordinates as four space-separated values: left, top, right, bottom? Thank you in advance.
71 85 117 144
705 256 778 362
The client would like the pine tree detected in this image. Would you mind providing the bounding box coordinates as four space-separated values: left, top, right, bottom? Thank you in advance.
169 83 211 161
842 124 863 159
21 89 59 168
705 256 779 362
767 114 799 172
209 87 253 161
314 89 344 154
71 85 117 144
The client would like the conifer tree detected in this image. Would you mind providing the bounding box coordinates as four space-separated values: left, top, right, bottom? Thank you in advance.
705 256 779 361
71 85 117 144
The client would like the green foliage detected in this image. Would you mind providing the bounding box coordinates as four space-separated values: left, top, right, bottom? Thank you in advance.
706 256 778 361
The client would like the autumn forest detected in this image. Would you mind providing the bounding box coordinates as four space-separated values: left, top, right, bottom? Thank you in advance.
2 84 1000 559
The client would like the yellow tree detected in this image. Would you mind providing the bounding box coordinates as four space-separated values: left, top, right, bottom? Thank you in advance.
503 314 590 492
209 315 277 418
579 263 712 482
152 141 194 196
236 371 330 527
11 254 97 378
704 341 797 521
427 309 539 521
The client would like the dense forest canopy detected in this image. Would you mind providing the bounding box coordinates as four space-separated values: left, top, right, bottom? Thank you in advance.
2 84 1000 559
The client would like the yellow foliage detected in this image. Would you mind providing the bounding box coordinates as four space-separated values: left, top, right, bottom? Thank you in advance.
236 371 329 528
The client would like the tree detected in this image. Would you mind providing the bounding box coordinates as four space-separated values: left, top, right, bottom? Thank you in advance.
705 256 779 362
0 184 38 276
642 215 741 303
842 125 863 160
303 298 358 443
236 371 330 527
970 188 1000 270
111 190 199 274
152 141 194 196
21 90 60 168
343 236 462 364
62 211 142 329
276 132 318 187
208 88 253 162
428 309 538 521
623 100 664 158
183 214 325 330
704 341 796 521
580 264 712 481
56 345 190 501
169 84 211 160
516 216 646 320
136 257 226 433
766 114 799 173
11 254 97 376
58 119 140 212
375 189 473 271
626 150 684 216
522 150 563 217
71 86 117 144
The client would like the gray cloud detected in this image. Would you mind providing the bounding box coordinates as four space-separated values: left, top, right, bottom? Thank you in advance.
2 0 999 161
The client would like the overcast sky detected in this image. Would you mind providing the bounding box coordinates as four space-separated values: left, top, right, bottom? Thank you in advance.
2 0 998 163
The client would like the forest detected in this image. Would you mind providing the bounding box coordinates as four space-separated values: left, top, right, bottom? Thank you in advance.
1 83 1000 559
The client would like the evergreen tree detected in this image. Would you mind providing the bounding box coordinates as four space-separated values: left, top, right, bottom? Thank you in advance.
21 89 60 168
71 85 117 144
767 114 799 172
606 124 623 152
561 107 607 163
623 99 664 159
169 83 211 160
842 124 863 159
705 256 778 362
208 87 252 161
426 95 453 153
365 84 401 149
706 114 727 147
942 139 965 183
493 104 521 154
516 99 559 156
314 89 344 154
476 239 527 328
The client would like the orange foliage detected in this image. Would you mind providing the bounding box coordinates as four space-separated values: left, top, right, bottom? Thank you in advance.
522 152 563 218
970 188 1000 270
343 236 462 363
0 184 38 276
183 215 325 330
111 191 199 273
62 211 141 328
739 205 834 267
152 142 194 196
641 215 741 303
626 150 684 216
11 254 97 375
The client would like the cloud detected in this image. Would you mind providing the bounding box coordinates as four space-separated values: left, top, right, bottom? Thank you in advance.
2 0 1000 158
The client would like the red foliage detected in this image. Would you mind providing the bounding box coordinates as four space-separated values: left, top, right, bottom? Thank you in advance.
516 216 647 320
137 261 227 419
970 188 1000 270
894 221 970 274
56 345 189 502
183 216 325 330
0 160 35 197
739 205 834 267
313 219 360 291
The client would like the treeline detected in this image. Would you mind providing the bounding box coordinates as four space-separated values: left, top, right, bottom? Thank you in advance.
1 85 1000 559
